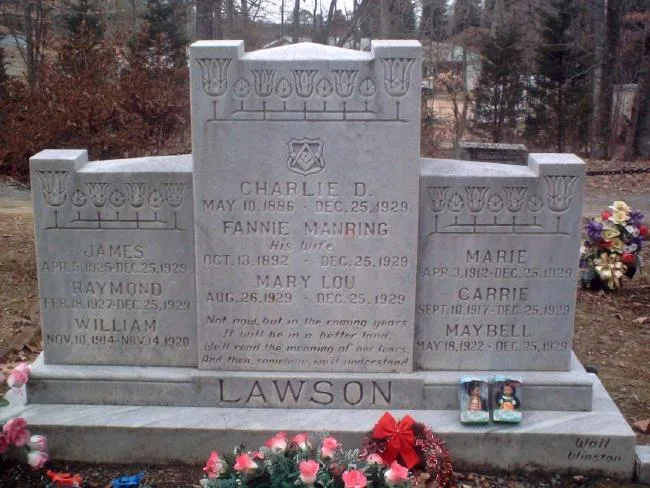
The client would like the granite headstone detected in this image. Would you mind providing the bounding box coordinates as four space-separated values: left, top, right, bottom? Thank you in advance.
191 41 422 372
30 150 197 366
415 155 585 370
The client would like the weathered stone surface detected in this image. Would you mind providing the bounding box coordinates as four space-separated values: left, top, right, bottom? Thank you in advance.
30 151 197 366
455 142 529 165
191 41 421 372
26 352 592 411
416 155 585 371
635 446 650 483
7 375 636 478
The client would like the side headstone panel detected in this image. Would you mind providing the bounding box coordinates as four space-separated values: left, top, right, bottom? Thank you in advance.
191 41 421 372
30 151 197 366
415 154 585 371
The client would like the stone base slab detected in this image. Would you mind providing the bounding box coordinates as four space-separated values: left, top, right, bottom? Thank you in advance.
636 446 650 483
26 353 593 411
4 375 634 478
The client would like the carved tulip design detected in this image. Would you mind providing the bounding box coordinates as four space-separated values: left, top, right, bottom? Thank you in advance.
332 70 358 97
426 186 449 213
465 187 489 213
85 182 110 208
252 70 276 97
292 70 318 98
448 193 464 213
123 183 147 208
37 171 70 207
544 176 578 212
503 187 528 212
380 58 415 96
196 58 231 97
162 183 185 208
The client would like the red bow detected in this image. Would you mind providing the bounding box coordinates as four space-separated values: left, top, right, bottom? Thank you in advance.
372 412 419 469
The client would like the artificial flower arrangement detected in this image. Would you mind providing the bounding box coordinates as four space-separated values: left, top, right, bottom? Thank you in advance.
201 413 454 488
580 200 647 290
0 362 49 468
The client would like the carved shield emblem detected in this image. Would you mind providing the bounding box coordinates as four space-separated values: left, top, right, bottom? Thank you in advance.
287 138 325 176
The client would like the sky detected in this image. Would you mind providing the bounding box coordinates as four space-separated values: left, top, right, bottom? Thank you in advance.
263 0 358 22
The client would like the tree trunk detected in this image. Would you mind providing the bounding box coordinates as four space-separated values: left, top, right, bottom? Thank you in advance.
589 0 604 157
595 0 622 159
625 29 650 159
241 0 248 28
215 0 223 39
196 0 213 40
380 0 389 38
292 0 300 43
313 0 318 42
321 0 337 44
24 3 37 90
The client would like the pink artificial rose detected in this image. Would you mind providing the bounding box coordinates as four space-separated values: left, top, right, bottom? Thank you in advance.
0 434 9 454
203 451 225 478
320 436 339 458
3 417 30 447
299 459 320 485
292 433 310 450
342 469 367 488
252 450 265 459
264 432 288 451
234 453 258 473
27 435 47 452
384 461 409 485
7 363 30 389
26 449 48 469
366 453 384 465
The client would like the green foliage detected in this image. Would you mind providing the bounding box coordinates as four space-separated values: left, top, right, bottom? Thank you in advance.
62 0 104 41
134 0 187 68
59 0 107 77
474 22 526 142
526 0 593 152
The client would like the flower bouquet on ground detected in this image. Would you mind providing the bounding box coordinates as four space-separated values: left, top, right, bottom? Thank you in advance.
201 413 454 488
580 201 647 290
0 363 49 468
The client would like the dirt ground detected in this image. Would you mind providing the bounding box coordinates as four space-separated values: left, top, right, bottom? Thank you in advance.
0 161 649 487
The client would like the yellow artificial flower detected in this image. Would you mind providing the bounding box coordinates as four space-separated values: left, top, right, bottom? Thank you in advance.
609 210 629 224
595 253 627 290
611 201 631 213
609 237 625 252
601 227 620 240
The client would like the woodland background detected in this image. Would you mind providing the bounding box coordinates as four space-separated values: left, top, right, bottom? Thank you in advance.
1 0 650 180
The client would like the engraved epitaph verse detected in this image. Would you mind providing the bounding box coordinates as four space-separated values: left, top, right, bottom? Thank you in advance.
192 41 421 372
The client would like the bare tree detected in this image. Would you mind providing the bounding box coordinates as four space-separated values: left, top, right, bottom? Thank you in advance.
595 0 623 159
292 0 300 42
1 0 53 91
